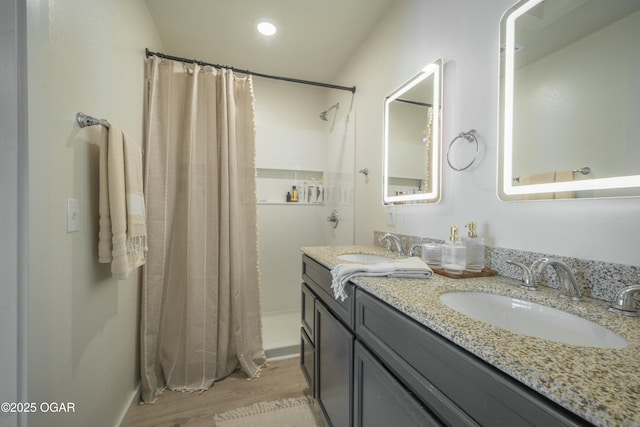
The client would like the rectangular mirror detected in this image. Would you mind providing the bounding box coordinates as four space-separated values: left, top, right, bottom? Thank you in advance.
384 58 443 204
498 0 640 200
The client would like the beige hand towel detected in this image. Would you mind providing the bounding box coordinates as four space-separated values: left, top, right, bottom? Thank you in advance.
519 171 556 200
553 169 575 199
96 126 147 279
97 129 112 262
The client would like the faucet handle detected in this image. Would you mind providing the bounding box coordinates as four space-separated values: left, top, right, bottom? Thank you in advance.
507 260 538 290
530 257 550 276
609 285 640 317
409 244 422 257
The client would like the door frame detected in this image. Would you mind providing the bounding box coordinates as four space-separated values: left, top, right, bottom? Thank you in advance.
1 0 29 425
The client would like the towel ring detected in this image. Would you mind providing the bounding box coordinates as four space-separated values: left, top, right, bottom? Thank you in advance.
447 129 478 171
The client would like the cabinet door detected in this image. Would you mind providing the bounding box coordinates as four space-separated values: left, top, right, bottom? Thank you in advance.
316 302 354 427
300 328 315 394
301 283 315 339
354 341 441 427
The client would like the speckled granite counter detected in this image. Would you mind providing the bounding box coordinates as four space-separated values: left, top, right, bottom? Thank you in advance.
301 246 640 427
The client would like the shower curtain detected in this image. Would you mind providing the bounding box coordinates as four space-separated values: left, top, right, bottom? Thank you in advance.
140 56 265 403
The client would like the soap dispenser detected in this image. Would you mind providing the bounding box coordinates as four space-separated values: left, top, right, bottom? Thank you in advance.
463 221 485 272
442 225 467 275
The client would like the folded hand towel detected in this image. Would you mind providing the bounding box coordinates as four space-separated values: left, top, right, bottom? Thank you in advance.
95 126 148 279
330 257 433 301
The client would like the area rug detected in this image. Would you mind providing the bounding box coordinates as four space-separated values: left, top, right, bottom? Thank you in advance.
210 396 322 427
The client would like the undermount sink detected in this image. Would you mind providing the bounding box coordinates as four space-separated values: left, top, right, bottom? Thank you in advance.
440 292 627 349
337 253 392 264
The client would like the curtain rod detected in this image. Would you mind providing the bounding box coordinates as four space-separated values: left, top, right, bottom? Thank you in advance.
145 48 356 94
397 98 433 108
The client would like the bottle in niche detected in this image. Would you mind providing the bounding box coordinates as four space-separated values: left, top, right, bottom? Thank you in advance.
316 180 324 204
442 225 466 275
308 180 316 203
463 221 485 272
291 185 299 202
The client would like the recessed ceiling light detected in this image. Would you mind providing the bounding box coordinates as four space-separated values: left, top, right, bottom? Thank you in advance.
257 21 277 36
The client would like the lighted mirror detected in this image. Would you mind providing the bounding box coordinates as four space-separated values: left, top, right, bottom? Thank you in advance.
498 0 640 200
384 58 443 204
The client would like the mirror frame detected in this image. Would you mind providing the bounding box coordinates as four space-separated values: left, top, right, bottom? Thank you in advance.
383 58 443 205
498 0 640 200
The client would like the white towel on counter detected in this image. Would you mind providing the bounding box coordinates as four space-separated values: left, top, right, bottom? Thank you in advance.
330 257 433 301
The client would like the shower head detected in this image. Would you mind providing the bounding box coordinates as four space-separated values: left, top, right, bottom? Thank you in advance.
319 102 340 121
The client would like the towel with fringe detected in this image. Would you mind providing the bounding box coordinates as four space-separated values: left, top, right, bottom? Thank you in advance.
330 257 433 301
96 126 147 279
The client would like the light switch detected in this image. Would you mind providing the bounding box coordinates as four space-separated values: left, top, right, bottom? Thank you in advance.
67 198 80 233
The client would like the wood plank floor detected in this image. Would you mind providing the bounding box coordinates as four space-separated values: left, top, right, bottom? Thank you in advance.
122 357 310 427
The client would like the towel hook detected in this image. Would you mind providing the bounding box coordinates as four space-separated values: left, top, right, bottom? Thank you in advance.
447 129 478 171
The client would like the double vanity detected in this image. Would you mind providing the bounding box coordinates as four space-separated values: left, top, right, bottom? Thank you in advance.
299 246 639 427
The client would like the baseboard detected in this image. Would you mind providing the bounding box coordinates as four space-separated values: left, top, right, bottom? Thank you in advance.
266 344 300 361
116 382 140 427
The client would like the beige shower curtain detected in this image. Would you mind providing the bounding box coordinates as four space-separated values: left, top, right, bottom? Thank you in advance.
140 56 266 403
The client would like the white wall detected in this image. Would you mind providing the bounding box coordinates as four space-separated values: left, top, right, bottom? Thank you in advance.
26 1 163 426
334 0 640 267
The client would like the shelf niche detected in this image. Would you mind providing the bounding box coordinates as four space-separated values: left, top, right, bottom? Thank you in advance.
257 168 324 205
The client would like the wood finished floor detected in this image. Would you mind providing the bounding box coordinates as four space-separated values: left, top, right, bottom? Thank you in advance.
122 357 310 427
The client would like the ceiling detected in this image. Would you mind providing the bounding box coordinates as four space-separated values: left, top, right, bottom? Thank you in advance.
144 0 396 83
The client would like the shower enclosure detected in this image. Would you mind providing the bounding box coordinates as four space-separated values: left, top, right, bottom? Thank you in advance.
254 80 355 359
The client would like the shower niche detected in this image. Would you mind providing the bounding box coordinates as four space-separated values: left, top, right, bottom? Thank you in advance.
256 168 325 205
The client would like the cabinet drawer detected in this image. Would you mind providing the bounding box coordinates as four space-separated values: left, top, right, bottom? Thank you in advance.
300 328 315 395
302 254 353 327
355 288 587 427
301 283 315 339
354 341 441 427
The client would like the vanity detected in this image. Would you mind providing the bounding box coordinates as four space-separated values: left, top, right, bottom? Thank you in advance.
299 246 640 427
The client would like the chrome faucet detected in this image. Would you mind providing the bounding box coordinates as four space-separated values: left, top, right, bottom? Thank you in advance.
507 260 538 290
608 285 640 317
532 257 583 301
378 233 405 256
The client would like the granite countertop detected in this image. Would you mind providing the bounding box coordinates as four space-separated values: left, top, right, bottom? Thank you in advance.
301 245 640 427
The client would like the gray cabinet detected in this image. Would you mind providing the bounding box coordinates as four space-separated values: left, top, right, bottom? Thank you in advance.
300 325 315 393
354 288 590 427
301 255 592 427
301 255 354 427
300 283 316 393
316 302 353 427
354 340 440 427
